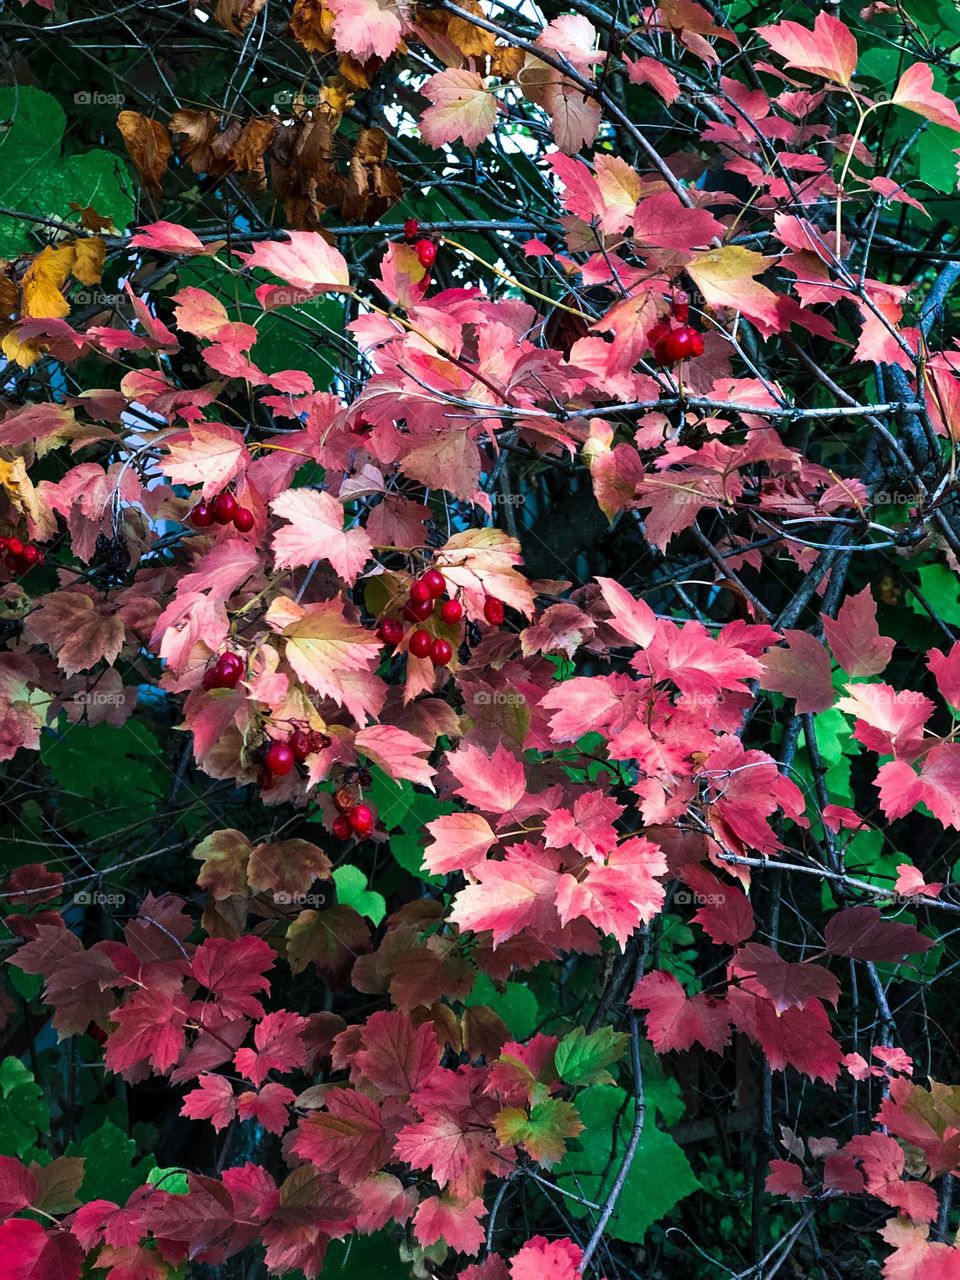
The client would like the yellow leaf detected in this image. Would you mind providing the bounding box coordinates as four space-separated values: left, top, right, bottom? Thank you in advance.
71 236 106 286
21 245 74 319
686 245 781 336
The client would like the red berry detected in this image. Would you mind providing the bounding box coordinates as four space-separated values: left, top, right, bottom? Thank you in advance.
416 239 437 268
213 491 238 524
671 291 690 323
439 598 463 624
688 330 705 357
332 815 352 840
403 598 433 623
656 326 696 365
409 578 432 605
377 618 404 646
233 506 255 532
289 729 311 762
430 637 453 667
421 568 446 598
409 629 433 658
6 537 23 559
20 545 41 569
403 217 419 241
190 502 214 528
264 741 295 776
202 667 218 691
348 803 374 836
4 554 20 572
483 597 505 626
216 651 244 681
307 730 329 754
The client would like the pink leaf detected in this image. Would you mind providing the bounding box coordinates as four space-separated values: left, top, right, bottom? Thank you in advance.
892 64 960 132
271 488 372 585
420 70 498 150
822 587 895 678
756 12 857 87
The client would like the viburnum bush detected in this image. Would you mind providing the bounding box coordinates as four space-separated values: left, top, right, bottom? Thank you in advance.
4 1 960 1277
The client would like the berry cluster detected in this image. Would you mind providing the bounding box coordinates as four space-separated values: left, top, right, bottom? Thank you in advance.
376 569 506 667
201 650 245 690
0 536 43 575
262 727 330 778
649 292 704 367
331 792 375 840
402 219 438 271
190 492 254 533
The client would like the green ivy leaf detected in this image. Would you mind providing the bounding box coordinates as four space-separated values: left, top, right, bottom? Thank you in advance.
555 1026 629 1087
0 86 133 256
555 1085 699 1243
66 1120 155 1204
332 865 386 925
0 1057 49 1157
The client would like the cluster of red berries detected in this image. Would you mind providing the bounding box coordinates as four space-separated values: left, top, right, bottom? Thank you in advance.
375 569 507 666
403 219 438 270
202 650 245 690
190 491 254 533
331 793 375 840
649 293 704 367
262 727 330 777
0 536 43 575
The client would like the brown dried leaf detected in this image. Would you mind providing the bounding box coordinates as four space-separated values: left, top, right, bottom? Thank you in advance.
492 44 525 81
116 111 172 197
170 108 221 173
214 0 267 35
69 202 116 233
232 116 277 180
448 0 496 57
289 0 335 52
341 127 402 222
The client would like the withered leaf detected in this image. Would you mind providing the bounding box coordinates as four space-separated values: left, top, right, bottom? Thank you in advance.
214 0 267 35
116 110 172 197
289 0 335 52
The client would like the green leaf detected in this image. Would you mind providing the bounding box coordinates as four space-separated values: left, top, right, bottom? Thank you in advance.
555 1026 629 1087
41 720 167 841
917 123 960 193
0 86 134 256
909 564 960 626
324 1231 413 1278
148 1165 189 1195
465 973 538 1039
0 1057 49 1157
66 1120 155 1204
332 865 386 925
555 1085 699 1243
